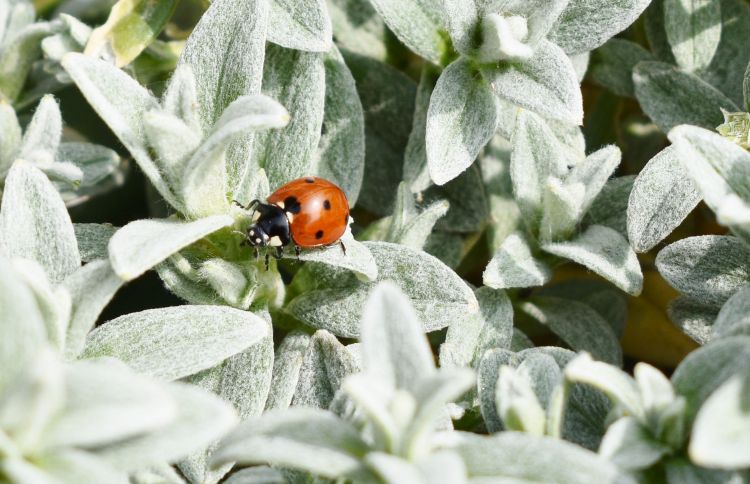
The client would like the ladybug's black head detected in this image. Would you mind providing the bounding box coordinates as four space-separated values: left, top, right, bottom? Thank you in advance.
245 202 292 248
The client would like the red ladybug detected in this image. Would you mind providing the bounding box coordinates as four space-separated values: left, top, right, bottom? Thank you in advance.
236 176 350 267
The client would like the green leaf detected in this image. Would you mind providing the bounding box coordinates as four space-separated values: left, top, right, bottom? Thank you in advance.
286 241 478 337
18 95 61 163
598 417 671 470
668 125 750 239
426 164 489 233
689 370 750 469
584 176 635 238
314 46 365 205
224 467 285 484
81 305 270 380
441 0 477 56
267 0 332 52
178 0 269 197
668 296 717 345
0 259 47 393
672 335 750 425
211 407 369 479
0 102 21 175
656 235 750 309
520 297 623 365
327 0 387 60
180 330 275 484
182 94 289 218
63 260 123 359
0 347 63 451
542 225 643 296
94 382 237 472
293 329 359 409
367 0 444 63
108 215 234 281
345 52 416 215
62 54 178 209
549 0 652 54
627 146 701 253
496 365 547 435
253 45 325 190
84 0 179 68
481 39 583 124
664 457 740 484
283 232 378 281
44 358 175 448
483 232 552 289
57 142 120 188
359 281 435 389
426 57 498 186
0 12 52 102
644 0 677 63
405 368 474 455
713 286 750 339
178 0 267 130
37 450 128 484
565 353 644 418
664 0 721 72
441 287 514 368
559 144 621 221
453 431 631 483
265 332 311 411
11 259 71 351
509 110 568 227
0 161 80 283
589 38 654 97
197 259 259 310
404 65 438 193
633 61 740 133
73 223 117 263
477 348 517 431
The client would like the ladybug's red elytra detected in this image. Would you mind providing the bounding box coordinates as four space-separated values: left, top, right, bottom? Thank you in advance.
236 176 350 268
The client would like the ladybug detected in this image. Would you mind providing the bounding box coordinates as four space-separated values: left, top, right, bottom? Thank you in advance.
235 176 350 268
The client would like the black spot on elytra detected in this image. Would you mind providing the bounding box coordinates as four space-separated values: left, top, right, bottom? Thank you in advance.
323 199 331 210
284 196 301 214
304 177 314 183
315 230 324 240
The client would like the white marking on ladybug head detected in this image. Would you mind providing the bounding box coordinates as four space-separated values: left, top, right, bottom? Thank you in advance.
268 235 283 247
275 201 285 209
286 212 294 223
252 211 261 221
255 237 262 244
249 229 255 236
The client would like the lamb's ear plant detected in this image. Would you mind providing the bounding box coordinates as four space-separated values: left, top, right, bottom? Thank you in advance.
63 0 373 313
211 282 632 484
640 123 750 343
560 335 750 480
0 0 56 103
367 0 652 186
483 110 643 297
0 258 239 483
0 94 123 205
0 159 277 484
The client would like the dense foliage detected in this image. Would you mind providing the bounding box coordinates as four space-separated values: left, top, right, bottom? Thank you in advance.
1 0 749 482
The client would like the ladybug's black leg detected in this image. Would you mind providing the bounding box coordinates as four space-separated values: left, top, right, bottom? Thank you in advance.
264 253 270 271
273 246 284 260
232 199 262 211
232 230 249 246
339 240 347 255
295 245 301 259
